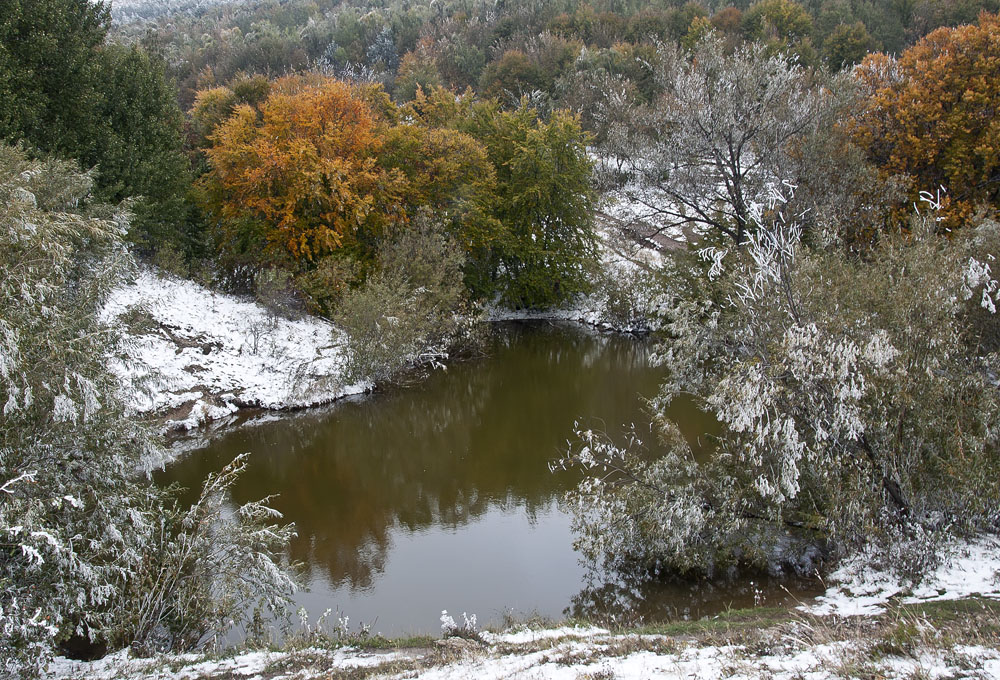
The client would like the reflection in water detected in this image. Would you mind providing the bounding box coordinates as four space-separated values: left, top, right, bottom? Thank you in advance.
159 322 804 635
567 573 822 625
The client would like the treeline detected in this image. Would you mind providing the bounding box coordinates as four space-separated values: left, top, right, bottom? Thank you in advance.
8 0 999 315
2 0 600 311
191 76 594 312
119 0 1000 110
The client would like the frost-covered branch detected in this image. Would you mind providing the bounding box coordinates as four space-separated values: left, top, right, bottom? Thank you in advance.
600 35 829 246
566 187 1000 580
0 145 296 675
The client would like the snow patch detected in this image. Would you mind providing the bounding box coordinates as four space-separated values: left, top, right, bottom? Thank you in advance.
43 628 1000 680
102 268 367 431
479 625 609 645
45 646 401 680
806 535 1000 616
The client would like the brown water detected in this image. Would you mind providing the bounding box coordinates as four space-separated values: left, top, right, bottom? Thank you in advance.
159 322 818 636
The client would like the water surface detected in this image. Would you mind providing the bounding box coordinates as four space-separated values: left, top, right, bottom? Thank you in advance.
160 322 814 636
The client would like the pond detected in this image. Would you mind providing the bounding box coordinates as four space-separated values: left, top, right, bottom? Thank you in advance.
158 321 819 637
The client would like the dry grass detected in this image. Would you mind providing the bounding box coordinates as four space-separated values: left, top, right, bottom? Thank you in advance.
94 598 1000 680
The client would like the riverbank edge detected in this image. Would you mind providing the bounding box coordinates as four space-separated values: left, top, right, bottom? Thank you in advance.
105 262 663 438
45 596 1000 679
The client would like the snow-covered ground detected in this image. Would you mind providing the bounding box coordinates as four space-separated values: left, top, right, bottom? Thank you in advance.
806 534 1000 617
102 268 367 432
44 625 1000 680
45 645 409 680
602 181 694 245
43 534 1000 679
395 640 1000 680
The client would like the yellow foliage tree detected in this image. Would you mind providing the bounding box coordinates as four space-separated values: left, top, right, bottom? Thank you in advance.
378 122 500 285
202 76 402 265
381 124 493 212
852 12 1000 227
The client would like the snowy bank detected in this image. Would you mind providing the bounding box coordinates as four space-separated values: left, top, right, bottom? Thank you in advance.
403 640 1000 680
806 534 1000 617
103 188 676 433
45 646 408 680
102 268 367 431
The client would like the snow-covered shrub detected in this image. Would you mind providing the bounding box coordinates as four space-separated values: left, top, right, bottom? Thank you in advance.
0 146 156 677
334 214 483 384
599 34 827 246
124 453 297 654
0 145 297 675
284 607 376 649
563 189 1000 581
439 610 480 640
365 26 399 75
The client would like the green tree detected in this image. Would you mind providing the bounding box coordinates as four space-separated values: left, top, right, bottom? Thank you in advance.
190 73 271 150
742 0 818 63
87 44 193 255
823 21 876 70
0 0 109 151
670 2 711 41
478 50 546 103
626 9 673 42
462 99 597 308
854 0 911 54
393 47 443 102
0 0 193 257
742 0 814 43
379 122 496 229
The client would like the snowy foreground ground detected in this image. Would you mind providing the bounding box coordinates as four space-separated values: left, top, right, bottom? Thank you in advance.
46 630 1000 680
46 536 1000 679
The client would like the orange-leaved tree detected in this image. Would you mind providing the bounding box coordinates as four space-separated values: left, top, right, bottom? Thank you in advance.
201 75 402 266
852 12 1000 227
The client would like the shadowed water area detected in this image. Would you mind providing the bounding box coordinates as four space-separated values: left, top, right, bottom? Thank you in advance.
159 322 820 637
